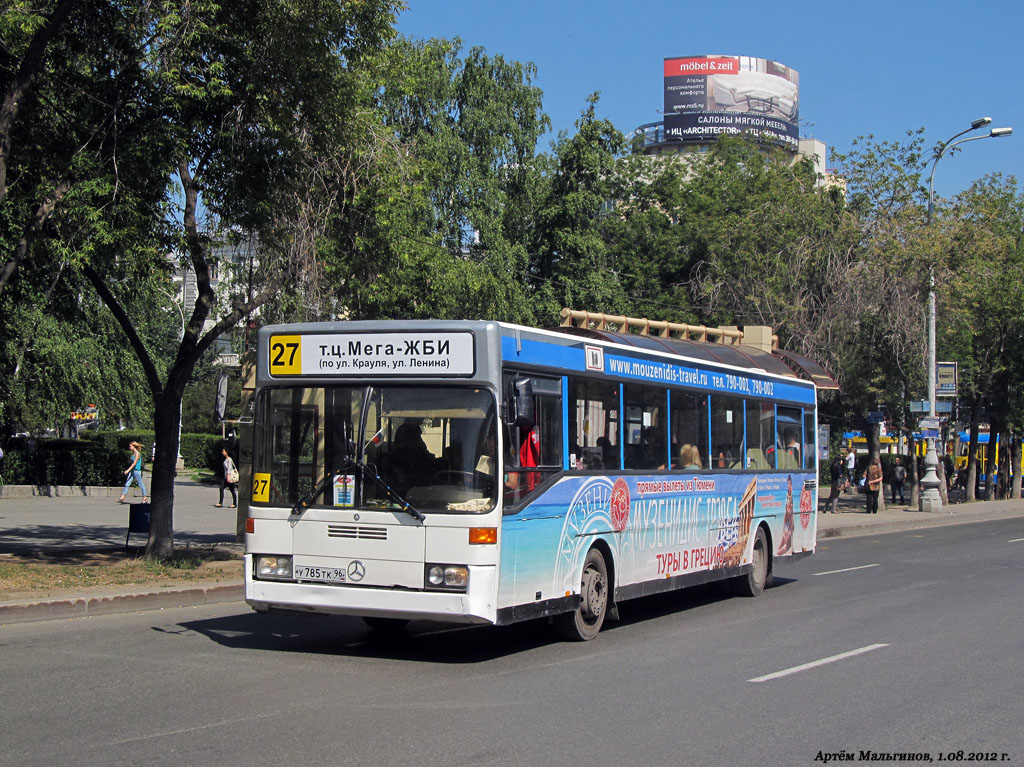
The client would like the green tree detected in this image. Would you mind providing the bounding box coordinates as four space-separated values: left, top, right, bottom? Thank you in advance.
599 150 701 321
668 138 862 353
830 131 934 503
940 174 1024 499
314 36 548 325
530 94 627 321
1 0 401 557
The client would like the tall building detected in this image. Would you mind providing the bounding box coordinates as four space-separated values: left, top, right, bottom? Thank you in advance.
635 54 843 191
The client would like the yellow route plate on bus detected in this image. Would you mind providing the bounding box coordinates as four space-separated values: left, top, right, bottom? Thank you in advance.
251 472 271 503
268 335 302 375
266 331 476 377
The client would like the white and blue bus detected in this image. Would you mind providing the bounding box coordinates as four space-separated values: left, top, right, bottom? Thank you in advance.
245 317 825 640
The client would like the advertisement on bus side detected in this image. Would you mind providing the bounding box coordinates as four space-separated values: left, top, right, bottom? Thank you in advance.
499 471 815 608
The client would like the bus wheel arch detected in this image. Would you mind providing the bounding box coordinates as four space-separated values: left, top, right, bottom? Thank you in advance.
592 538 619 621
758 521 775 584
554 544 611 641
731 523 772 598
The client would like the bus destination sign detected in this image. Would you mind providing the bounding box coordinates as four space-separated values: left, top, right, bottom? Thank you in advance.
268 332 475 377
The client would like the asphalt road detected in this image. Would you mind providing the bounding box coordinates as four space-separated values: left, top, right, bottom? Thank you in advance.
2 519 1022 767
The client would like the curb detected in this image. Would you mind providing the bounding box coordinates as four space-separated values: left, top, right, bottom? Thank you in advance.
817 506 1024 540
0 582 243 625
0 485 127 499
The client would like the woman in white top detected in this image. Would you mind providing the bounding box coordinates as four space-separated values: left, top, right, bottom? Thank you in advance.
217 448 238 508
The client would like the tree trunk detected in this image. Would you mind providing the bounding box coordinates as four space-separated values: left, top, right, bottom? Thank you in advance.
936 445 949 505
1012 437 1022 500
907 432 920 508
0 177 72 291
966 401 981 502
866 422 886 513
983 430 998 501
0 0 79 207
146 391 183 559
997 433 1009 499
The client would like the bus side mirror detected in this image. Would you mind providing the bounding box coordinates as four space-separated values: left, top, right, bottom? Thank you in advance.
512 377 535 430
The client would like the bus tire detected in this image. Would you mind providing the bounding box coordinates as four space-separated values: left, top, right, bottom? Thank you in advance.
554 547 609 641
363 616 410 633
731 526 770 598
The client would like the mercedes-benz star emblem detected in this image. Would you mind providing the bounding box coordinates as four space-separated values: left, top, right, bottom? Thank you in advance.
347 560 366 581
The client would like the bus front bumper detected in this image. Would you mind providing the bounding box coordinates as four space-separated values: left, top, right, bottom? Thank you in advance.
245 565 497 625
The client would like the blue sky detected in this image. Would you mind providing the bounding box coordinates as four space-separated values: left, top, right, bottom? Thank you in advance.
397 0 1022 200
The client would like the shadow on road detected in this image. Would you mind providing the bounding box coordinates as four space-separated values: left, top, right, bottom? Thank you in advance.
0 524 237 557
176 576 801 662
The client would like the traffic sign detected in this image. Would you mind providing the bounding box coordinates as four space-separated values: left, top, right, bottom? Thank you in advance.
909 400 952 413
936 362 957 396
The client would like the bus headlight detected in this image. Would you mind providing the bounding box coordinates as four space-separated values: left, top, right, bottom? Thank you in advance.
256 555 293 580
425 564 469 591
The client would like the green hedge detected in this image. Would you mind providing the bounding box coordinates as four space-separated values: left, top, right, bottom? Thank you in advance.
180 433 226 472
2 432 229 485
1 442 124 486
85 430 226 471
82 430 155 453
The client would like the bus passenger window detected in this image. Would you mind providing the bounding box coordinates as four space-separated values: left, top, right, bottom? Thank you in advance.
671 390 707 470
624 385 668 470
777 406 803 470
504 374 563 498
746 401 774 470
569 378 619 470
710 396 744 470
803 410 816 470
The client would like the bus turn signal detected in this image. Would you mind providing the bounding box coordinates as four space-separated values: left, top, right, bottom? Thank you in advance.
469 528 497 545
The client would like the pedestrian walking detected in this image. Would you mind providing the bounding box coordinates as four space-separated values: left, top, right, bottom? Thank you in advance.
217 448 239 508
943 452 955 492
891 456 906 505
825 453 845 513
865 456 883 514
118 441 148 503
845 448 856 489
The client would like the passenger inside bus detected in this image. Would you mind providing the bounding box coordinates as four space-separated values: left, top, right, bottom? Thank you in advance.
475 432 519 500
389 420 437 492
518 423 540 491
679 443 702 471
779 428 801 469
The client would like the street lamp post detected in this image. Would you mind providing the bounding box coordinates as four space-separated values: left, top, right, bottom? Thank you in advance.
921 118 1013 511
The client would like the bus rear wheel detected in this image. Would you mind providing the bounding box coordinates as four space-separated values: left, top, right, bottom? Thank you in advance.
731 526 770 598
554 548 609 641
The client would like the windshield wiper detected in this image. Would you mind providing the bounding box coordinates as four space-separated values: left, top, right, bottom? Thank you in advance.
289 473 334 518
288 457 424 522
349 456 425 522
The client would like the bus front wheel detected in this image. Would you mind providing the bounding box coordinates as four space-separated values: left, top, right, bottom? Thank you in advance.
731 526 770 598
554 548 609 641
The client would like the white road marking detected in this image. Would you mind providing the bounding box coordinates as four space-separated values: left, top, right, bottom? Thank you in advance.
1008 537 1024 543
748 644 890 683
813 563 880 576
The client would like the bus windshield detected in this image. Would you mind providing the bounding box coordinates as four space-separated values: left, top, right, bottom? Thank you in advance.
253 385 498 513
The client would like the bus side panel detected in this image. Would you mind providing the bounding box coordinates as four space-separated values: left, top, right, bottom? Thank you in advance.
498 471 816 617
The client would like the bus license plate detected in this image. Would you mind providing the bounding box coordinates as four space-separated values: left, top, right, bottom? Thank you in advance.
294 566 346 583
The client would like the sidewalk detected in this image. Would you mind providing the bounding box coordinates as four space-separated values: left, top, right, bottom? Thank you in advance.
814 486 1024 539
3 481 1023 625
1 474 244 624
